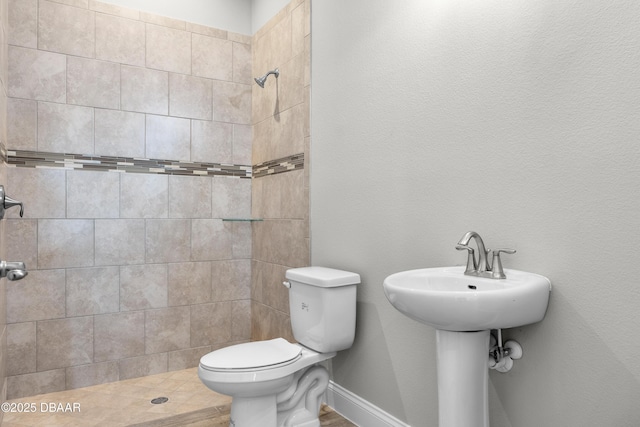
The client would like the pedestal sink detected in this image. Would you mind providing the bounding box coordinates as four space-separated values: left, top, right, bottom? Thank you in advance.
383 266 551 427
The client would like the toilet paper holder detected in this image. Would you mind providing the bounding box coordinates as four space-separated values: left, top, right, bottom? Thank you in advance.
0 185 24 219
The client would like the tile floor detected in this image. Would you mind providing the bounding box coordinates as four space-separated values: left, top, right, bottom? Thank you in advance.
1 368 357 427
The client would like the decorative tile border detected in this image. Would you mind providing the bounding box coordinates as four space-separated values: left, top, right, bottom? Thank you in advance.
0 142 7 165
253 153 304 178
7 150 306 180
8 150 252 178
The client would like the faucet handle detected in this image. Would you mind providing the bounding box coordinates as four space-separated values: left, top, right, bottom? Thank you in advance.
0 186 24 219
490 248 516 279
456 244 477 273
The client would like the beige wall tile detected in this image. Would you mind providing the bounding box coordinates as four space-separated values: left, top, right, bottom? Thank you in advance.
6 167 66 218
8 46 66 102
7 322 36 375
304 35 310 88
37 316 93 370
121 66 168 115
231 300 251 341
6 269 65 323
252 81 278 127
66 266 119 316
67 56 120 109
278 53 304 113
168 175 211 219
118 352 167 380
191 120 232 164
212 81 251 125
8 0 37 48
6 369 65 400
145 219 190 263
95 219 145 265
168 261 212 306
94 109 145 157
38 0 95 58
191 219 232 261
120 264 167 311
38 219 94 269
65 361 118 389
192 33 232 81
190 302 231 347
6 219 37 269
252 219 308 267
50 0 89 8
232 42 252 85
211 259 250 302
250 301 293 342
211 177 251 219
38 101 93 153
145 306 190 354
169 73 212 120
272 103 305 159
7 98 37 150
232 222 252 259
67 170 120 218
167 346 211 371
261 262 289 313
146 24 191 74
120 173 168 218
186 21 226 39
145 115 190 161
291 3 305 57
94 311 145 362
140 11 185 30
233 124 251 165
95 13 145 67
251 117 272 164
89 0 139 20
228 32 251 45
271 170 305 219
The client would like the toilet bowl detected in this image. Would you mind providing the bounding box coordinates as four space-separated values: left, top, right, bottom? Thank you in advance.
198 266 360 427
199 338 335 426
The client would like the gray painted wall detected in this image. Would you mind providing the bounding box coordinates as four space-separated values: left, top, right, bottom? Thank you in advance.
251 0 291 35
311 1 640 426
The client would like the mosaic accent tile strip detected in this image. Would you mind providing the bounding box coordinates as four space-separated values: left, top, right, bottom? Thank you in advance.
0 142 7 165
8 150 252 178
253 153 304 178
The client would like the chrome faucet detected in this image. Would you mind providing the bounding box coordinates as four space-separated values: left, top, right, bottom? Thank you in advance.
455 231 516 279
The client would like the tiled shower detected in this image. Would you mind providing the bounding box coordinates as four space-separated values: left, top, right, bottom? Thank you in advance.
1 0 310 411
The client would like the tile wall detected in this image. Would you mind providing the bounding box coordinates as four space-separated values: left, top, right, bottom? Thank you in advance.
5 0 253 399
0 0 9 421
251 0 311 342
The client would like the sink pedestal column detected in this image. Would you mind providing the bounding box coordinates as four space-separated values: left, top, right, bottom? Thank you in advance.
436 329 490 427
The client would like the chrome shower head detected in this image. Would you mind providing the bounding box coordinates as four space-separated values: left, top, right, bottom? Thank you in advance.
254 68 280 88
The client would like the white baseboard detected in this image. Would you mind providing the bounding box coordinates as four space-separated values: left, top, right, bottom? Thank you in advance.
325 381 411 427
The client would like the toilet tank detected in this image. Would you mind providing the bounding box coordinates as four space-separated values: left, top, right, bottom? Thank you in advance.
285 266 360 353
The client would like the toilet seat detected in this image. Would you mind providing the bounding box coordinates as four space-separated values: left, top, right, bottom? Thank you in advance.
200 338 302 372
199 339 336 388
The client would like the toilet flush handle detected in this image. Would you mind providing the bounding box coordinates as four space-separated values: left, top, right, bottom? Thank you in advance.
282 281 291 289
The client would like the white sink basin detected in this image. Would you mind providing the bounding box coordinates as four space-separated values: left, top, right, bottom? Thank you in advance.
383 266 551 331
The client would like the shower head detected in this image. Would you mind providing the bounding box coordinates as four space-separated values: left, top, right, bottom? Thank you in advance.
254 68 280 88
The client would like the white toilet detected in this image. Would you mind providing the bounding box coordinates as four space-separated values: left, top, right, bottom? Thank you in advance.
198 266 360 427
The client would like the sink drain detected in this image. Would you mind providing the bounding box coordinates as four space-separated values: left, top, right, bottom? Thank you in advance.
151 397 169 404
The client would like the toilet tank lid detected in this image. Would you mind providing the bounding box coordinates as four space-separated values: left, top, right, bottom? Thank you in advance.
286 266 360 288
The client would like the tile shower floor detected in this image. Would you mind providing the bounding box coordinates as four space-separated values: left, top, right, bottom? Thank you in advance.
1 368 357 427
